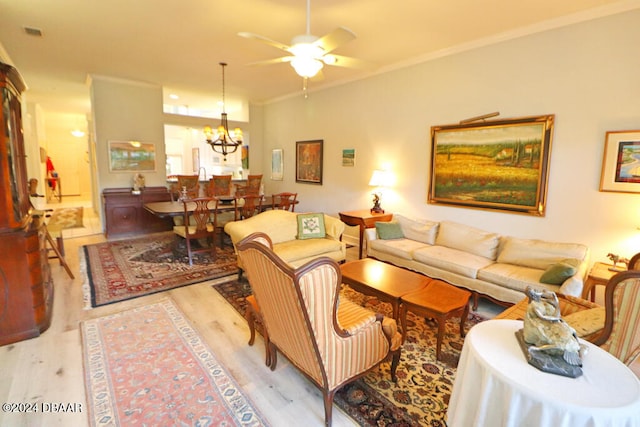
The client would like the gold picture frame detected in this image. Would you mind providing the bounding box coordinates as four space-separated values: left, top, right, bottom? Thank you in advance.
599 130 640 193
429 115 554 216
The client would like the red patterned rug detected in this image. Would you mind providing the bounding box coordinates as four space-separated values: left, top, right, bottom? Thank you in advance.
212 279 485 426
81 232 237 307
80 298 268 426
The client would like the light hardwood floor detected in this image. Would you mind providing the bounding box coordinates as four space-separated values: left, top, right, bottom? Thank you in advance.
0 217 365 426
1 205 637 426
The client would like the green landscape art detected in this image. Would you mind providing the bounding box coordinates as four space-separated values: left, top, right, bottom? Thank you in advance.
429 115 554 216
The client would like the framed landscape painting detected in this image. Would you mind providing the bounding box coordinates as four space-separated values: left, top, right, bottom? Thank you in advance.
108 141 156 172
599 130 640 193
296 140 323 184
428 115 554 216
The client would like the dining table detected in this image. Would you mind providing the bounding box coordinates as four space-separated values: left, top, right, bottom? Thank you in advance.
447 319 640 427
143 196 297 218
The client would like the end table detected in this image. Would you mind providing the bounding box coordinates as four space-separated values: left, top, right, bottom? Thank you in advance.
338 209 393 259
582 262 623 302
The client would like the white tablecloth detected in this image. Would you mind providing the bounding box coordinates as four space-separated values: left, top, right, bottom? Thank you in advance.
447 319 640 427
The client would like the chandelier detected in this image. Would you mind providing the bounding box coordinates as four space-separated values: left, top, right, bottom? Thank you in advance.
204 62 243 160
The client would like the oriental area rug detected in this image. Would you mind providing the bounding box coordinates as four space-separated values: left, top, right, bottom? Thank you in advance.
81 231 237 308
212 279 485 427
80 298 268 426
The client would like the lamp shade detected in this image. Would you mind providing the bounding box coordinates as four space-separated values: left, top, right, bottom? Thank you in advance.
369 170 390 187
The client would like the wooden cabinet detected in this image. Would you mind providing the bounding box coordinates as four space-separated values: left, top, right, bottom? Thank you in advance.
0 62 54 346
103 187 173 237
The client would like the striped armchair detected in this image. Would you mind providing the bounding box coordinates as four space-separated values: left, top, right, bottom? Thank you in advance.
237 232 402 427
591 270 640 366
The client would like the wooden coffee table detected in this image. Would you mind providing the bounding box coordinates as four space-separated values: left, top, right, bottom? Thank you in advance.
340 258 430 336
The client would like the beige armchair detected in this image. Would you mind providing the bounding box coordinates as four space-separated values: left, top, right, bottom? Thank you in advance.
237 232 401 427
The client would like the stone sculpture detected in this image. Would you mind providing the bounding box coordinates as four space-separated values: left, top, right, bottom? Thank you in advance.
518 287 587 377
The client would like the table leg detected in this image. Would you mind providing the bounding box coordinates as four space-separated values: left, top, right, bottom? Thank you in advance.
358 224 365 259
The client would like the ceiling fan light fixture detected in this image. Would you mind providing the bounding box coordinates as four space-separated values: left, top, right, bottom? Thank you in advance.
291 57 323 78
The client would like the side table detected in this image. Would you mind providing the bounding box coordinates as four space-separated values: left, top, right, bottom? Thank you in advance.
582 262 623 302
338 209 393 259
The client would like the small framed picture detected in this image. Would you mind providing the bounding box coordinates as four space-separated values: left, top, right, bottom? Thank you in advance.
600 130 640 193
342 149 355 166
271 148 283 181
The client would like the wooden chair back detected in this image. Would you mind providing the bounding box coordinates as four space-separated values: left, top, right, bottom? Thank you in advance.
236 174 262 196
272 192 297 212
173 197 216 265
175 175 200 199
238 194 263 219
207 175 232 197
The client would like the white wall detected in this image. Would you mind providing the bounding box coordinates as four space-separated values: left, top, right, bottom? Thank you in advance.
90 75 166 229
259 9 640 263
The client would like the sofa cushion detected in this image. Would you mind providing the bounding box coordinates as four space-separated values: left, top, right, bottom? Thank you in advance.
394 214 439 245
477 263 553 293
376 221 404 240
369 238 429 260
435 221 501 260
497 237 588 270
540 261 579 285
275 238 343 263
413 245 494 279
297 213 326 240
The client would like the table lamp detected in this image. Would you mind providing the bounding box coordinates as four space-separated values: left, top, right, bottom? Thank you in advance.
368 170 389 213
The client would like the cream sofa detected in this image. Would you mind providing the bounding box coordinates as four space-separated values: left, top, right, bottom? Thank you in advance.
365 214 590 307
224 210 346 276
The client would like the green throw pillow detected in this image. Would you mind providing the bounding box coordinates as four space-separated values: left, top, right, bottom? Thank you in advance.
297 213 326 239
540 261 578 285
376 221 404 240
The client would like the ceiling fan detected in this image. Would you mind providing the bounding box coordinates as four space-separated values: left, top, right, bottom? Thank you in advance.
238 0 369 80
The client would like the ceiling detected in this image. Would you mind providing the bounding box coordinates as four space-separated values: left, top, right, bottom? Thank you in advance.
1 0 637 129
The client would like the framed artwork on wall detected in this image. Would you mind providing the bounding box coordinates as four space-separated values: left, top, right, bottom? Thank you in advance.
108 141 156 172
599 130 640 193
428 114 554 216
271 148 283 181
342 149 355 166
296 140 323 184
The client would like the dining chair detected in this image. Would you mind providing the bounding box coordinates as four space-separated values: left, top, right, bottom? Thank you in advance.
173 175 200 200
207 175 233 197
235 174 262 196
238 194 263 219
173 197 216 266
271 192 297 212
212 196 238 247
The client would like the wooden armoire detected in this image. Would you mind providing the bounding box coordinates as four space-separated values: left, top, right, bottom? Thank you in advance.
0 62 54 345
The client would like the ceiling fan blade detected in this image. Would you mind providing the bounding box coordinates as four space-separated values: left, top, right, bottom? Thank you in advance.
324 54 372 70
246 56 295 66
238 32 291 52
315 27 356 53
